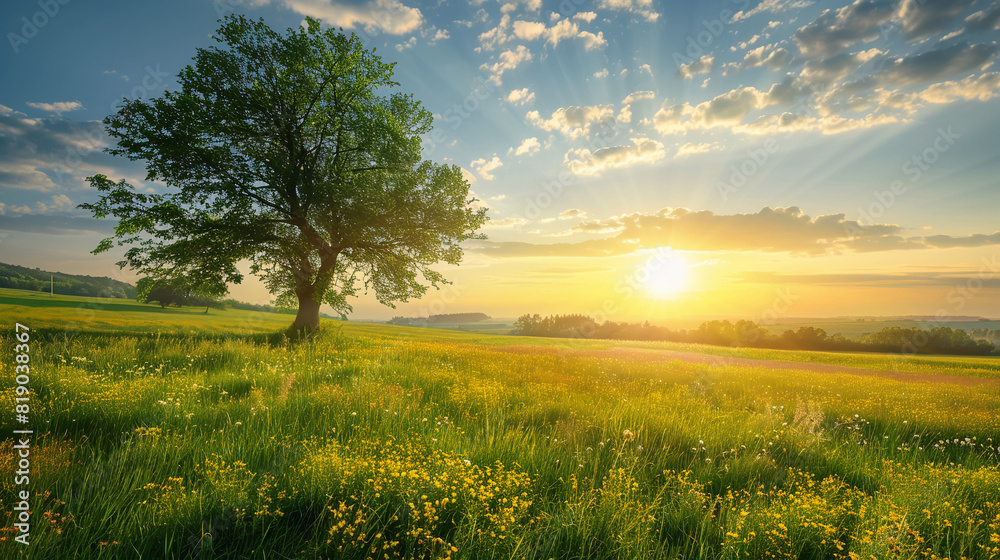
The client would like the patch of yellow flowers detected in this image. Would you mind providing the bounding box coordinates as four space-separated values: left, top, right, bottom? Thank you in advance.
301 438 537 559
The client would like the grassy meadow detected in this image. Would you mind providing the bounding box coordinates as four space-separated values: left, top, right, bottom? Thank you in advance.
2 289 1000 559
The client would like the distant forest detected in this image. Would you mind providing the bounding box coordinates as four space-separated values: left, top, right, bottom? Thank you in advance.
0 261 136 299
512 314 1000 356
388 313 492 325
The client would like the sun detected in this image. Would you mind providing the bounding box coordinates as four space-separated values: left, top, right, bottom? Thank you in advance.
641 250 690 299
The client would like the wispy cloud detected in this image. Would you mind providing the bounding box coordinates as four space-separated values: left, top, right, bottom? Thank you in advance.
26 101 85 115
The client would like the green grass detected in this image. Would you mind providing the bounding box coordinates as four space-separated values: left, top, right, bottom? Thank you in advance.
373 322 1000 379
2 289 1000 559
0 288 295 335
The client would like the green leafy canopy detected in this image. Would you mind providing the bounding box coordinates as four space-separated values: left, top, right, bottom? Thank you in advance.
81 15 487 327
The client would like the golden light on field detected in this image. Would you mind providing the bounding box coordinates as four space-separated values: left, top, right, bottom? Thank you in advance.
640 250 690 300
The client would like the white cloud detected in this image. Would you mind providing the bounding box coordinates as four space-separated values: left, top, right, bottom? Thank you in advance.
639 19 1000 139
675 142 720 157
622 90 655 104
593 68 609 78
917 71 1000 103
792 0 897 58
477 13 511 51
799 48 883 89
512 20 546 40
861 72 1000 116
880 42 998 86
506 87 536 105
275 0 423 35
480 45 533 85
0 194 74 216
103 69 129 81
652 80 811 135
541 207 588 224
0 104 23 117
526 105 615 139
652 99 690 134
470 155 504 180
739 34 761 49
816 42 999 116
688 86 766 128
395 36 417 51
511 18 605 49
617 105 632 123
739 45 792 70
676 54 714 79
0 203 28 215
732 0 814 22
50 194 72 209
483 216 528 228
501 0 542 13
573 11 597 22
578 30 606 50
26 101 84 115
966 4 1000 32
510 137 541 156
564 137 666 175
597 0 660 22
898 0 975 39
0 111 117 193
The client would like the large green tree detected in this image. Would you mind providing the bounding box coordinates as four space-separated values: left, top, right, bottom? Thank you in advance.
82 15 486 333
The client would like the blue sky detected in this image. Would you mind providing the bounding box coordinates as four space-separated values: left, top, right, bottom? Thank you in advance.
2 0 1000 321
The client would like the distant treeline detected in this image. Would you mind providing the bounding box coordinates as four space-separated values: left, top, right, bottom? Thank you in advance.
0 262 136 299
388 313 491 325
512 314 1000 356
971 328 1000 346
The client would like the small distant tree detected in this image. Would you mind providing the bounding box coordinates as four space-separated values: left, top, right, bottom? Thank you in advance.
137 277 189 308
136 272 227 311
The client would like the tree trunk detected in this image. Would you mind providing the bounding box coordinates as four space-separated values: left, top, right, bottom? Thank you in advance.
289 286 321 335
